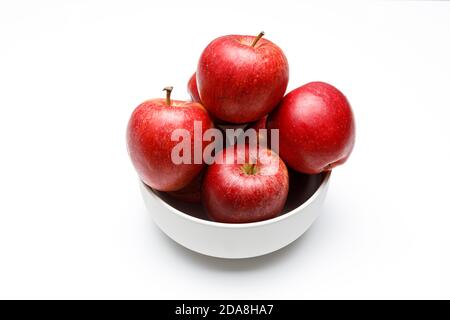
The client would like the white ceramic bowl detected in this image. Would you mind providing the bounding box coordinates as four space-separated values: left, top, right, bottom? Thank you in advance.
140 170 331 259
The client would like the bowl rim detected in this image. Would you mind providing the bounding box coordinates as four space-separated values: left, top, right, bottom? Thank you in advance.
142 170 331 229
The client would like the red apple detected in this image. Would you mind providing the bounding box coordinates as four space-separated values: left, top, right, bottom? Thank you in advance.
187 72 201 103
197 32 289 124
248 115 268 147
127 87 214 191
189 72 235 130
249 115 268 132
188 72 248 130
267 81 355 174
202 146 289 223
167 168 205 203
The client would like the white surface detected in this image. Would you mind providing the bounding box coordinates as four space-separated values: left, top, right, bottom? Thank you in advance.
0 0 449 299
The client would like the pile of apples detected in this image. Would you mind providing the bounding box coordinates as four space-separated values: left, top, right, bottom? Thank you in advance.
127 32 355 223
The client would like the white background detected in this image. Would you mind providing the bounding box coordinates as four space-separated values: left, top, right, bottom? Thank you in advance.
0 0 449 299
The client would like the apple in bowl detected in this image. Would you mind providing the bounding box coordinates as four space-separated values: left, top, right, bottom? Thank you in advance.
268 81 355 174
127 87 214 191
197 32 289 124
202 145 289 223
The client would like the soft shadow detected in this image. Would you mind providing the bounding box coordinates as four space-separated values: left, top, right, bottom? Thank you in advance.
156 220 322 273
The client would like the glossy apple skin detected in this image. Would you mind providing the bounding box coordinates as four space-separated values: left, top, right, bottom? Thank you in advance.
189 72 231 126
197 34 289 124
249 115 268 131
167 168 205 203
187 72 201 103
202 146 289 223
248 115 268 147
188 72 253 129
127 99 213 191
267 82 355 174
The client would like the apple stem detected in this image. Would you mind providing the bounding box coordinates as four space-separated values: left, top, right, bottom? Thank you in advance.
251 31 265 47
242 163 258 175
163 86 173 105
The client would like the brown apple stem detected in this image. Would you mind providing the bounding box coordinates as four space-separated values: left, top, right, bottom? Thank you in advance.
163 86 173 105
242 163 258 175
251 31 265 47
